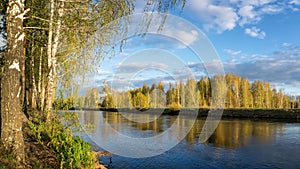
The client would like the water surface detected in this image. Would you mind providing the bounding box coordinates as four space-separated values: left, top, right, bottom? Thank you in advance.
78 111 300 169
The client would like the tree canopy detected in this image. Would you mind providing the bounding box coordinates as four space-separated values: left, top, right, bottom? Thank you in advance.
98 73 297 109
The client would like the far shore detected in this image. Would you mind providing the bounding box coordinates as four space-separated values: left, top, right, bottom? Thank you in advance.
70 107 300 119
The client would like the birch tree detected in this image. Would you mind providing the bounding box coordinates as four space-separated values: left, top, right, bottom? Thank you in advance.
20 0 186 121
1 0 27 163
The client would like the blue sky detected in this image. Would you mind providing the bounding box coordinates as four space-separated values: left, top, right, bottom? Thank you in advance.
1 0 300 95
93 0 300 95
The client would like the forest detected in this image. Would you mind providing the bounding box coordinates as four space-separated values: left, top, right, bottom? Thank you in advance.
82 73 300 110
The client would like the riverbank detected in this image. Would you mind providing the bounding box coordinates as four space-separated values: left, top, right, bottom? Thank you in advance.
81 107 300 119
0 120 108 169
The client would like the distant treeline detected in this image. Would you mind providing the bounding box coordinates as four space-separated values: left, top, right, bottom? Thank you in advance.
55 73 300 110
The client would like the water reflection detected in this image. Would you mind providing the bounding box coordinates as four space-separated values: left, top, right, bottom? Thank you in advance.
78 111 285 149
205 120 284 149
80 110 99 133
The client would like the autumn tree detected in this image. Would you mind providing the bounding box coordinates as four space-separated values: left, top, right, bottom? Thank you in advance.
240 78 252 108
101 83 115 108
197 78 209 107
277 89 284 108
84 88 99 108
99 73 297 110
184 78 197 108
263 81 272 109
225 74 234 108
157 81 166 107
252 81 264 108
211 75 226 108
228 74 241 108
179 81 186 107
290 96 296 109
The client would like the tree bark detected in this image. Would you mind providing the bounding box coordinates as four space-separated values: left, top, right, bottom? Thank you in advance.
44 0 64 121
44 0 54 117
1 0 26 163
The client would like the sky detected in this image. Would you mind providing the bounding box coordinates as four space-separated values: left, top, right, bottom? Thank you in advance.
92 0 300 96
1 0 300 95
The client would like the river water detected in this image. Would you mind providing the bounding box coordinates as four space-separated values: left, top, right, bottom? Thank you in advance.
77 111 300 169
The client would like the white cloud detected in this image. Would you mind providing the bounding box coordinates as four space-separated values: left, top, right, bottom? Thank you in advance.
229 0 240 4
207 5 239 33
224 49 242 55
96 68 111 75
282 42 292 47
238 5 260 26
184 0 297 33
290 0 300 5
224 46 300 92
176 30 199 46
245 27 266 39
188 0 239 33
274 46 300 56
117 62 168 73
261 5 284 14
242 0 274 6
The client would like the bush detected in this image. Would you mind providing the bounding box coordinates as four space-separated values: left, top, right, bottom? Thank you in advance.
27 112 96 169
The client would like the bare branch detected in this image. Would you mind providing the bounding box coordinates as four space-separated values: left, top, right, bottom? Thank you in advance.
58 0 85 3
29 16 50 22
24 27 49 30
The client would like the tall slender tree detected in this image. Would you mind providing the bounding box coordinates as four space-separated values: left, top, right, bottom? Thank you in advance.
225 74 234 108
263 81 272 109
240 78 251 108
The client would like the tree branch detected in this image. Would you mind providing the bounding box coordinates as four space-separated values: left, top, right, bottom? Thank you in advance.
24 27 49 30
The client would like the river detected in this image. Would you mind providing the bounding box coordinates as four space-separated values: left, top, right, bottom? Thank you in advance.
76 111 300 169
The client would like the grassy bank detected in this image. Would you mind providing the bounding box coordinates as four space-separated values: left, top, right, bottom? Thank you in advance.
0 112 108 169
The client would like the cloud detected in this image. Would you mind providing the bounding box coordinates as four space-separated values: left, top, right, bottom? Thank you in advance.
274 46 300 56
241 0 275 6
187 60 225 76
282 42 292 47
204 5 239 33
116 62 168 73
122 32 193 50
96 68 112 75
238 5 260 26
224 46 300 87
184 0 299 34
224 49 242 55
245 27 266 39
176 30 199 46
290 0 300 5
95 46 300 94
126 1 300 35
188 0 239 33
260 5 284 14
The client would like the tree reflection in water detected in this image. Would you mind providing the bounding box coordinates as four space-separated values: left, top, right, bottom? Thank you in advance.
78 111 285 149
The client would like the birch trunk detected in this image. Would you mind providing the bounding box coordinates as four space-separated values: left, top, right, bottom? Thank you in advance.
37 47 43 110
44 0 54 116
44 0 64 121
1 0 26 163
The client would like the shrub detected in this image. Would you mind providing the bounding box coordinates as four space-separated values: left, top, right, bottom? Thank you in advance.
27 112 96 169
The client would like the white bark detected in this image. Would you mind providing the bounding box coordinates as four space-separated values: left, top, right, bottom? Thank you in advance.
44 0 64 120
